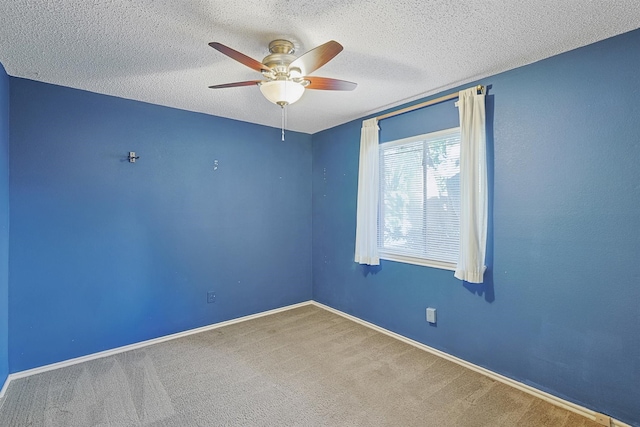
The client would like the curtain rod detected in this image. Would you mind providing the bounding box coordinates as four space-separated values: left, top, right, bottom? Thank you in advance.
376 85 484 121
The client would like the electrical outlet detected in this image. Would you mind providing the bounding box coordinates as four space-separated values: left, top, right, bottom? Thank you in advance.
426 307 437 324
207 291 216 304
594 413 610 426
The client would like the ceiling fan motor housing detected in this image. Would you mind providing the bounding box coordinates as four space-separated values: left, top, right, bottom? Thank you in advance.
262 40 300 78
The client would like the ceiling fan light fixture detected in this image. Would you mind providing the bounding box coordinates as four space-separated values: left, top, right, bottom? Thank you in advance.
259 80 305 106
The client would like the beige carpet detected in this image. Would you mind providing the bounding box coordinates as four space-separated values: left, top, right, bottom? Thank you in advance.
0 305 601 426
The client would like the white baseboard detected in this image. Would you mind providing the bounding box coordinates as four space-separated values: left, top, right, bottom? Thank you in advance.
0 299 632 427
310 301 632 427
0 300 314 399
0 372 9 400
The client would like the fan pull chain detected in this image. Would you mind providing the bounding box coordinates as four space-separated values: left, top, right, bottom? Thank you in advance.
281 105 285 141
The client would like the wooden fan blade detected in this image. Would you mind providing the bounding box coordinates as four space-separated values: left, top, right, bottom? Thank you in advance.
304 77 357 91
208 80 262 89
290 40 343 75
209 42 272 73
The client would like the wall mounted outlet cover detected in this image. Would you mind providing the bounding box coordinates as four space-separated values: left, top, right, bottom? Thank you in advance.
207 291 216 303
426 307 436 324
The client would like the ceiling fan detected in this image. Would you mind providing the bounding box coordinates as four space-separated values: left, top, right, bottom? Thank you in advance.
208 39 357 107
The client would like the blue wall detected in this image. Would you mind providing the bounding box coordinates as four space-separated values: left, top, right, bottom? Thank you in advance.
0 62 9 390
9 79 312 372
312 29 640 425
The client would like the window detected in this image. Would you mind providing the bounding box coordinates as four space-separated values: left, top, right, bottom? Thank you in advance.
378 127 460 270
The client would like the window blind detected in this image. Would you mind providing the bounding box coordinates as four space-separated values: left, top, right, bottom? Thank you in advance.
378 128 461 264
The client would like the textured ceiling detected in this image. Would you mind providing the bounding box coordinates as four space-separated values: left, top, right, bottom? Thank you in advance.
1 1 639 134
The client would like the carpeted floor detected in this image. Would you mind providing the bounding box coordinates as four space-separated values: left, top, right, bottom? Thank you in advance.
0 305 602 426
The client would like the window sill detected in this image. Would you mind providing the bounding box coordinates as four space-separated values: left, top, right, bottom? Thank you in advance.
378 252 456 271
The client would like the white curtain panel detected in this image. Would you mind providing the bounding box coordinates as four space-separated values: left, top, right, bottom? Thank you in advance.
454 88 488 283
354 118 380 265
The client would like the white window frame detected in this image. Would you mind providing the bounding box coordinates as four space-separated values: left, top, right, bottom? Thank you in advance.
377 127 461 271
